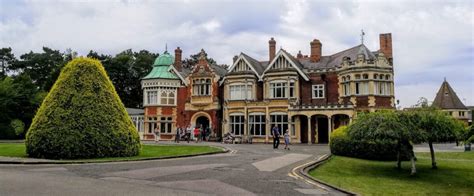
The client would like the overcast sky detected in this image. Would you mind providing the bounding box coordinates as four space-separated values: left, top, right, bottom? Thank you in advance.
1 0 473 107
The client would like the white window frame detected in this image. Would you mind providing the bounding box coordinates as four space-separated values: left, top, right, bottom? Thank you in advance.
312 84 325 99
229 83 252 100
269 80 295 99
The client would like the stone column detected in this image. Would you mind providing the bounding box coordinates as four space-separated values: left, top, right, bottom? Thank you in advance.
328 117 332 142
307 116 311 145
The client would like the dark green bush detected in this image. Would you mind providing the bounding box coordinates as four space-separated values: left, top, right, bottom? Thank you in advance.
26 58 141 159
330 125 409 161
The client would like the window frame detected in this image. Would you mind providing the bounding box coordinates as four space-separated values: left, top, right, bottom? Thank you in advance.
312 84 325 99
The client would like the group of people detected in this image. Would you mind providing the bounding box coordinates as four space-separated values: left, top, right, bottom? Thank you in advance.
174 125 211 143
155 124 290 150
272 125 291 150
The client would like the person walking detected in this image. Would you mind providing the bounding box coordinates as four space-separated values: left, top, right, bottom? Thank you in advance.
186 125 192 143
194 126 201 143
154 126 160 143
284 129 290 150
272 125 280 149
175 127 181 143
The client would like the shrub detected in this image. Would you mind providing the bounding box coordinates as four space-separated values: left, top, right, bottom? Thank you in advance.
26 58 141 159
330 123 409 161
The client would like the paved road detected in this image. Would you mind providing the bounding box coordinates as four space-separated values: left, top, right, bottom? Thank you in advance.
0 142 335 196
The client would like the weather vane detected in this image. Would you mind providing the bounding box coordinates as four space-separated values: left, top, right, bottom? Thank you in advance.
360 29 365 45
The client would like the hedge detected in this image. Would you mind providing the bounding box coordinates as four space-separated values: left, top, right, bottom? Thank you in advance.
26 57 141 159
330 126 409 161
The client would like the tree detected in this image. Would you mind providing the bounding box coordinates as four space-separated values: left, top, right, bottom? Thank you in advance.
349 111 423 175
182 49 217 70
12 47 66 91
26 58 141 159
0 47 16 76
412 108 463 169
90 49 157 108
0 75 45 139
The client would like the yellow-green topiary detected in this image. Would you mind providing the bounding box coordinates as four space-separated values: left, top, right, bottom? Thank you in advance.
26 57 141 159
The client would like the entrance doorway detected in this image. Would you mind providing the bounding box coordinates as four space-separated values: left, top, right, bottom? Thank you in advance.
297 116 308 143
196 116 210 130
311 115 329 144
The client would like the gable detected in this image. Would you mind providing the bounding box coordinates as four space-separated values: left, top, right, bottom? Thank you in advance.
227 55 261 78
262 50 309 81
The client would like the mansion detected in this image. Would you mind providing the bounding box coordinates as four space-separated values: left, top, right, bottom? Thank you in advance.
138 33 395 143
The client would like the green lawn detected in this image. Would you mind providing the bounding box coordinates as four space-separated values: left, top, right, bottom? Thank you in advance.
309 152 474 195
0 143 223 162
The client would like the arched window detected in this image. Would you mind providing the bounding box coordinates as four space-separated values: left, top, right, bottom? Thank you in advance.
355 74 361 80
374 74 378 79
379 74 384 80
386 75 390 80
363 74 369 79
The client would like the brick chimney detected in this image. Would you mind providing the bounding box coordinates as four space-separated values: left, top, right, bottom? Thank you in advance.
297 50 303 59
174 47 182 71
269 37 276 62
379 33 392 60
310 39 322 62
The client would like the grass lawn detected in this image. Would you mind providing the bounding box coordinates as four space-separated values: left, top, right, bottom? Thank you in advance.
309 152 474 195
0 143 223 162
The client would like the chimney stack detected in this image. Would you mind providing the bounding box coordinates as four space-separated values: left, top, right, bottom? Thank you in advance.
297 50 303 59
379 33 392 61
269 37 276 62
310 39 322 62
174 47 182 71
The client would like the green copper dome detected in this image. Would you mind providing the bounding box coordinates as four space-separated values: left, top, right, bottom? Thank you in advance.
143 51 179 80
153 51 174 66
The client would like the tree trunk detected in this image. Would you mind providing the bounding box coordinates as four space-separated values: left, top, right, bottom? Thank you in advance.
429 141 437 169
410 154 417 175
396 142 402 169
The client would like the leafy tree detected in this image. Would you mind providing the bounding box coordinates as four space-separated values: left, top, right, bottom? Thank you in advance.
0 75 44 139
26 58 141 159
11 47 66 91
182 49 216 69
90 49 157 108
0 47 16 76
349 111 423 175
407 108 463 169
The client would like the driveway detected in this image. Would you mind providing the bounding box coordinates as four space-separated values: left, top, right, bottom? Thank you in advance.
0 142 335 196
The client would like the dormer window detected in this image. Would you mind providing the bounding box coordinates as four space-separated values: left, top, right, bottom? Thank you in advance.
193 79 211 96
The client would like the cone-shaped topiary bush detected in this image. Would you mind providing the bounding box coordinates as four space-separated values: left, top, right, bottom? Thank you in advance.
26 57 141 159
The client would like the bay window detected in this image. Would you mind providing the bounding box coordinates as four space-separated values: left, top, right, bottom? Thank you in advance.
269 81 295 98
229 84 252 100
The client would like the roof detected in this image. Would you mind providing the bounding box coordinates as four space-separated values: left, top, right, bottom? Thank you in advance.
299 44 376 69
126 108 144 115
432 80 467 109
153 51 174 66
143 65 179 80
210 64 228 77
241 53 266 74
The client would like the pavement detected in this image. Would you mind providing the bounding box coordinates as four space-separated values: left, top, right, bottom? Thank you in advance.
0 142 339 196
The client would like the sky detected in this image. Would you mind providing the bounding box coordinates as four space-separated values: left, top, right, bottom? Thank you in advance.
0 0 473 108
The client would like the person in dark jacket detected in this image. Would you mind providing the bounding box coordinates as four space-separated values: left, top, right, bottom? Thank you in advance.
272 125 280 149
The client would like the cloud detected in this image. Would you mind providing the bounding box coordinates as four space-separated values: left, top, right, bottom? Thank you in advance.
0 0 472 107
